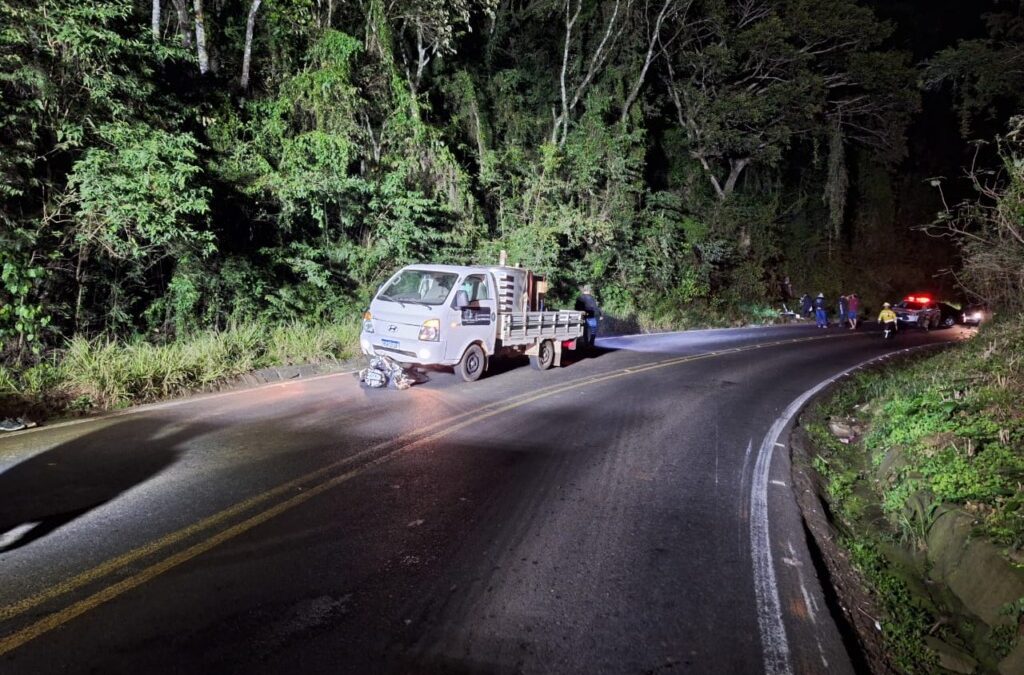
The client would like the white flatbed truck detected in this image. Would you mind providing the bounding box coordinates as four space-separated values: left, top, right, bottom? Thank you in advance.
359 264 586 381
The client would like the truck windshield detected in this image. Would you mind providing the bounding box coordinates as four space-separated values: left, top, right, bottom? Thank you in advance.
378 270 458 306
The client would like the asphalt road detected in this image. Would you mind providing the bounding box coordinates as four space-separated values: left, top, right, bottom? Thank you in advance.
0 323 968 674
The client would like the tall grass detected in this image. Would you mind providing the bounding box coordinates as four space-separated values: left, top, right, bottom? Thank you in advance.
266 321 361 366
3 319 361 413
0 365 18 397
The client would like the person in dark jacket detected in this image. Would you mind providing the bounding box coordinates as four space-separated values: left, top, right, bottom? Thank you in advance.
800 293 813 318
813 292 828 328
838 295 848 325
575 285 601 347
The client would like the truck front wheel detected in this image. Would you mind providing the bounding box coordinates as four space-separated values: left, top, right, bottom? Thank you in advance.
530 340 555 371
457 344 486 382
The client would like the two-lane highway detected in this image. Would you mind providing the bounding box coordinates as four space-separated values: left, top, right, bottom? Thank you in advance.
0 323 965 673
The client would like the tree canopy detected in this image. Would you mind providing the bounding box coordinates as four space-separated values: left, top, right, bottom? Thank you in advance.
0 0 955 358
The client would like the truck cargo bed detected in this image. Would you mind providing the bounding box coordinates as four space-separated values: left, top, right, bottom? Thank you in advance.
498 311 585 346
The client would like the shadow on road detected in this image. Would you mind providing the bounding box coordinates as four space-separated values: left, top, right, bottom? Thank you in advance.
0 417 201 551
476 344 617 377
361 343 621 390
559 345 617 368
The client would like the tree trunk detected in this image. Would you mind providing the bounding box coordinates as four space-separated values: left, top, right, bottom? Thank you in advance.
74 243 87 334
152 0 161 38
193 0 210 74
552 0 620 146
722 157 750 197
240 0 261 89
691 153 749 200
553 0 581 145
171 0 192 48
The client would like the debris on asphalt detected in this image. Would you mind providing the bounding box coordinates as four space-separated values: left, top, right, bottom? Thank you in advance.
359 355 415 390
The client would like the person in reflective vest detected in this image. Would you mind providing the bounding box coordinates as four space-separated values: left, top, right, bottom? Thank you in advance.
878 302 897 337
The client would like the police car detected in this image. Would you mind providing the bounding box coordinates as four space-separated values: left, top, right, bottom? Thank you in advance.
894 295 941 330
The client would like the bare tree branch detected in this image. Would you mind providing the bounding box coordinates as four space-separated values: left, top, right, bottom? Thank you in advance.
620 0 684 125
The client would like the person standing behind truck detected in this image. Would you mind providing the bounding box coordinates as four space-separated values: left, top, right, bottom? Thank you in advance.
575 285 602 348
813 292 828 328
800 293 813 319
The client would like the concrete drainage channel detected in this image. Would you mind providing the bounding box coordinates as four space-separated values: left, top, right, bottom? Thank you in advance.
788 345 1024 675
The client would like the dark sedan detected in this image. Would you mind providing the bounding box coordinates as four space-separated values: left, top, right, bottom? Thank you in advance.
937 302 961 328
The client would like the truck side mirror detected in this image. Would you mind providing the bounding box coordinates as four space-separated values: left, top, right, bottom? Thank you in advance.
453 290 470 309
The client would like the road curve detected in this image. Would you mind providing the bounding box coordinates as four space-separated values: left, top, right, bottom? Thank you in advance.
0 323 968 674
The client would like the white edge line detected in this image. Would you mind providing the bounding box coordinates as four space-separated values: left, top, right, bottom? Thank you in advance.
749 342 943 675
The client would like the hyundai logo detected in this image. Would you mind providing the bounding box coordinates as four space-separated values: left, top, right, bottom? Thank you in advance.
387 324 398 333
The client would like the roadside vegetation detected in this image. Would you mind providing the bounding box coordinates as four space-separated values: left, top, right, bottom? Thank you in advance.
820 316 1024 549
0 320 360 415
805 316 1024 673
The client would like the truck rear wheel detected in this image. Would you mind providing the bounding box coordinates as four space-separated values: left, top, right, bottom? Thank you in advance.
457 344 486 382
530 340 555 371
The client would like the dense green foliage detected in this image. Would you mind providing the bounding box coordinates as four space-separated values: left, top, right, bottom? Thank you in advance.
1 0 927 365
807 317 1024 672
817 319 1024 550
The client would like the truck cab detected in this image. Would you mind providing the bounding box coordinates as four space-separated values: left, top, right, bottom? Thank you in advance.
361 265 494 368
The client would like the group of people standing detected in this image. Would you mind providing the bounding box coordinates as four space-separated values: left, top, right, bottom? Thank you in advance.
799 292 860 329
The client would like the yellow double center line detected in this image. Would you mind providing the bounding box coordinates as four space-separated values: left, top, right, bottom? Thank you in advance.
0 331 854 655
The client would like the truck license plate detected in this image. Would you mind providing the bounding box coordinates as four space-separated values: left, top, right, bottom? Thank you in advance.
381 339 400 349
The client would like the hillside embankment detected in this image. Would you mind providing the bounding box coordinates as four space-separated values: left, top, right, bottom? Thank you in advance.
794 318 1024 674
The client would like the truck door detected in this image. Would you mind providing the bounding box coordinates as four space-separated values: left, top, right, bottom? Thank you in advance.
445 274 497 361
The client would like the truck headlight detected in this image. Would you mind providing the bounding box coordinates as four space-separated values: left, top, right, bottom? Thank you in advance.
363 311 374 333
418 318 440 341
